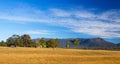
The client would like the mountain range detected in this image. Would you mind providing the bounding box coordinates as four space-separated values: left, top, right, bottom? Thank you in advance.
33 38 120 49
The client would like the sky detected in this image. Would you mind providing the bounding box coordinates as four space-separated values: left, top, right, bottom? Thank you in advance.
0 0 120 43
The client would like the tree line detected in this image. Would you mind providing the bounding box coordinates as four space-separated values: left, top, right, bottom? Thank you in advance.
0 34 80 48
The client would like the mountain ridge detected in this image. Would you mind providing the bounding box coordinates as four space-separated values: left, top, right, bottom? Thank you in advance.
33 38 119 49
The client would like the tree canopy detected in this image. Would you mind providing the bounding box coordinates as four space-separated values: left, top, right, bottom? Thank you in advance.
47 39 59 48
73 38 79 48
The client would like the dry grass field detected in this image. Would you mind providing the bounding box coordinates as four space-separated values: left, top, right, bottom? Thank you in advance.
0 47 120 64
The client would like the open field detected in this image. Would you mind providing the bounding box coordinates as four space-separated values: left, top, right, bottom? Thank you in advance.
0 47 120 64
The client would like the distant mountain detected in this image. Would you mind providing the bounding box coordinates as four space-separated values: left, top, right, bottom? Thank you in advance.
78 38 117 48
33 38 118 49
59 38 117 49
117 43 120 47
117 43 120 45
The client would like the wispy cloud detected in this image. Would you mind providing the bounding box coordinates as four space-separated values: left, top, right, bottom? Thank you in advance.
99 10 120 22
0 5 120 38
48 9 120 38
49 8 71 17
16 30 52 35
72 21 120 38
74 11 97 18
25 30 50 35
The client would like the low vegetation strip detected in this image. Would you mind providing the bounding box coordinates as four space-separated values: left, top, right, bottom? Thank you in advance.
0 47 120 64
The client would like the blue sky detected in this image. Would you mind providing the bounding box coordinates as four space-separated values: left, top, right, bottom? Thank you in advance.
0 0 120 43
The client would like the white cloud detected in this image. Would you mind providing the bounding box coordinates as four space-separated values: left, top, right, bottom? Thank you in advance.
50 8 71 17
26 30 49 35
72 21 120 38
99 10 120 22
17 30 51 35
74 11 97 18
0 6 120 38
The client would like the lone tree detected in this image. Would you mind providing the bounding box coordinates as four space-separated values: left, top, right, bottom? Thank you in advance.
73 38 79 48
47 39 59 48
66 40 70 48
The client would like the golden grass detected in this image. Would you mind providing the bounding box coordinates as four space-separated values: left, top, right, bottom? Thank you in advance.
0 47 120 64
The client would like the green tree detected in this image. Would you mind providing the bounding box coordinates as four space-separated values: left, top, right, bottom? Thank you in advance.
35 39 42 48
16 37 24 47
55 38 60 47
0 40 7 46
73 38 79 48
21 34 32 47
66 40 70 48
6 37 15 47
47 39 59 48
40 38 46 48
6 34 23 47
30 42 36 47
12 35 23 47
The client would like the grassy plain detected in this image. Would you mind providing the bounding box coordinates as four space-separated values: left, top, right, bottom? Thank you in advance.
0 47 120 64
